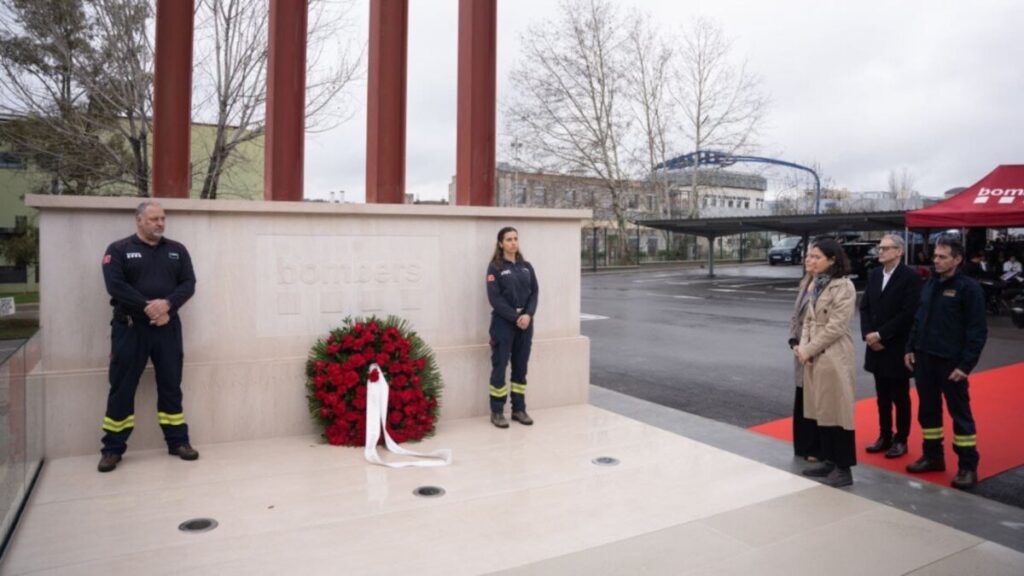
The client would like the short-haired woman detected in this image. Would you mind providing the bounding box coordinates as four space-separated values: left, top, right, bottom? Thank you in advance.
485 227 539 428
795 238 858 487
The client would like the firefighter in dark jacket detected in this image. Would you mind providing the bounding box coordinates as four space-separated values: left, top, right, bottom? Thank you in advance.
859 234 922 459
904 236 987 490
485 227 539 428
97 201 199 473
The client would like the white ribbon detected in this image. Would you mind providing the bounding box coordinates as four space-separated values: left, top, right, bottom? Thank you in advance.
364 363 452 468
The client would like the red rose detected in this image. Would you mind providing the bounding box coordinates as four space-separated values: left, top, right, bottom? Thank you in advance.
369 368 380 383
341 335 355 349
376 353 390 366
343 370 360 388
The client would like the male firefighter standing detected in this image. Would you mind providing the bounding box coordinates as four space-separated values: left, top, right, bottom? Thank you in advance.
905 236 987 490
97 201 199 472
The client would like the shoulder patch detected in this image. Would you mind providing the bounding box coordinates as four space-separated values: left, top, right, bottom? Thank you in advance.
103 254 112 265
487 274 496 282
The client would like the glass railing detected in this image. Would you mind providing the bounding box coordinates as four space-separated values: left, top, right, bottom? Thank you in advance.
0 333 43 557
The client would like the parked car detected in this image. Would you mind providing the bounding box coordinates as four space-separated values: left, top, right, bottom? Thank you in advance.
840 241 878 286
768 237 804 266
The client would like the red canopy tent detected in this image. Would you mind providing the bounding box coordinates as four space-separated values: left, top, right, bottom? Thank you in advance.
906 165 1024 228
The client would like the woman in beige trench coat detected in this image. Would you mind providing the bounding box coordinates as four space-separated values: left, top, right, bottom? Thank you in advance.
789 265 819 461
795 238 858 487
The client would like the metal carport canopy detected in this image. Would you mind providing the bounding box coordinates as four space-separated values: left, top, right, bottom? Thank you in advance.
636 211 908 239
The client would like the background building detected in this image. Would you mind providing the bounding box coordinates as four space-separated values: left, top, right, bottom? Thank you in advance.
0 119 266 293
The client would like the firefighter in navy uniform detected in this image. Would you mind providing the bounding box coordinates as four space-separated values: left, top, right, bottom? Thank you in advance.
97 201 199 473
904 236 987 490
486 227 539 428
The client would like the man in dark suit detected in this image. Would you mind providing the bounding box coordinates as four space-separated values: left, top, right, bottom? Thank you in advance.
859 234 923 458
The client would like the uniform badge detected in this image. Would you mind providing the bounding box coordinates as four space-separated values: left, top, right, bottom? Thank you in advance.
103 254 112 264
943 289 957 297
169 252 180 260
487 274 495 282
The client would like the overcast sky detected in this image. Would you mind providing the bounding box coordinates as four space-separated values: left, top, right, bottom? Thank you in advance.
303 0 1024 203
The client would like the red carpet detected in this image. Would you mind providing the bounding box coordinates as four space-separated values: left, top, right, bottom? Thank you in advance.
750 363 1024 485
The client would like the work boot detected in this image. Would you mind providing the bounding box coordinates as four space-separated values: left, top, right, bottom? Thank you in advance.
511 411 534 426
951 470 978 490
906 456 945 473
865 436 892 453
97 453 122 473
802 461 835 478
822 467 853 488
490 412 509 428
169 444 200 461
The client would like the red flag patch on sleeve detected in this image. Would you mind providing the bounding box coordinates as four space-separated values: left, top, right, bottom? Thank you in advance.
103 254 112 264
486 274 496 282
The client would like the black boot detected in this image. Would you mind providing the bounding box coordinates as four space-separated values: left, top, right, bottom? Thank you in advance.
802 461 836 477
951 470 978 490
906 456 945 473
865 436 892 453
822 467 853 488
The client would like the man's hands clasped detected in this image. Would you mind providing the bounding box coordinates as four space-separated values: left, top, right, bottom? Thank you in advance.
144 299 171 326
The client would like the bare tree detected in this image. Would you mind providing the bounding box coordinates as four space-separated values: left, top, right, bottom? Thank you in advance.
671 17 768 217
771 160 835 214
80 0 153 196
0 0 154 196
888 167 917 209
0 0 110 194
625 10 675 219
506 0 634 260
192 0 361 199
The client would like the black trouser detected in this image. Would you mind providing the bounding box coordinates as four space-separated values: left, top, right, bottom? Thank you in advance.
792 387 820 459
914 352 979 471
101 316 190 455
489 316 533 414
817 426 857 469
872 373 911 443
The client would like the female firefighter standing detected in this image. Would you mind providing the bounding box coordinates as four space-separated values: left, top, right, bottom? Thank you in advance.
486 227 539 428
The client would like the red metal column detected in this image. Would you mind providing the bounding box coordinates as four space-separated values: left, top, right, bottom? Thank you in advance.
264 0 309 201
365 0 408 204
456 0 497 206
151 0 194 198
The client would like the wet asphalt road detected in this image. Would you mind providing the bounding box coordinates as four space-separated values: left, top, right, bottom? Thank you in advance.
582 263 860 428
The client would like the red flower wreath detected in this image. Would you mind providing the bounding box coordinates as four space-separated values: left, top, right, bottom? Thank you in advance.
306 316 442 446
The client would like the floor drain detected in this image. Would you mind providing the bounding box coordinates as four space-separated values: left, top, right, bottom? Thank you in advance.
413 485 445 498
178 518 218 533
592 456 620 466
